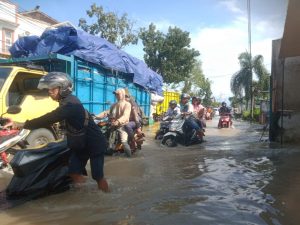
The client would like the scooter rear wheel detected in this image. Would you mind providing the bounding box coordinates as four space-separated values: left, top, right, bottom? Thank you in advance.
162 135 177 147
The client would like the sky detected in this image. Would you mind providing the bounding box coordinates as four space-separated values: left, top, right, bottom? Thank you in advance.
13 0 289 101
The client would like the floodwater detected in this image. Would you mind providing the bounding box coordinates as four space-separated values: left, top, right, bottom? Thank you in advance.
0 118 300 225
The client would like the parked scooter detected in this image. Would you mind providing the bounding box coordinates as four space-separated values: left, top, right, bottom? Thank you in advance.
0 106 30 169
161 114 204 147
218 113 232 128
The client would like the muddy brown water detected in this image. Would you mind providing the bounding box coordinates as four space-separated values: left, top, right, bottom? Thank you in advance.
0 118 300 225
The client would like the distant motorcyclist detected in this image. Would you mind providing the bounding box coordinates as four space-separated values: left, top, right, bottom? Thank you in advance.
192 97 206 128
219 102 231 115
165 100 180 118
180 93 193 115
180 93 204 137
218 102 233 127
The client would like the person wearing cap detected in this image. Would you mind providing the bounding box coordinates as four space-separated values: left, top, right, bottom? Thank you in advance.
97 88 132 156
19 72 109 192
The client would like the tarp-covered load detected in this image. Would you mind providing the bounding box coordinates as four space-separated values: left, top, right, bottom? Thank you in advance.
10 26 163 95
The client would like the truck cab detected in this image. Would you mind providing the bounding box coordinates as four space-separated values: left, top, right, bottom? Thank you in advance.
0 66 59 147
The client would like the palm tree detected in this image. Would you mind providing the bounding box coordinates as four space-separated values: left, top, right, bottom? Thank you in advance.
230 52 269 110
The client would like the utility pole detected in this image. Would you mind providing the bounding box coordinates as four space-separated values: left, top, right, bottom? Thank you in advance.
247 0 254 120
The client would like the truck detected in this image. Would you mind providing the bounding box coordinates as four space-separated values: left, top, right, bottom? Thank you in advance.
154 91 180 121
0 54 151 147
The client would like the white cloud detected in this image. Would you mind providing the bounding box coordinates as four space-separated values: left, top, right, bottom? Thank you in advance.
191 18 275 100
154 19 174 32
219 0 244 14
191 27 245 99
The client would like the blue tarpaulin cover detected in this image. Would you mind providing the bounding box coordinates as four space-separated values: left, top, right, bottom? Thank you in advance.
10 26 163 95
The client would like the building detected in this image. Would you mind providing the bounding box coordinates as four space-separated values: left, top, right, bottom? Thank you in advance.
270 0 300 143
0 0 59 58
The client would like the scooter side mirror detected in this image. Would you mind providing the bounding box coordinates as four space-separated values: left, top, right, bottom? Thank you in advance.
6 105 22 114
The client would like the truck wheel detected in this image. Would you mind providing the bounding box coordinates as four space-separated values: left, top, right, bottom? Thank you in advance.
26 128 55 148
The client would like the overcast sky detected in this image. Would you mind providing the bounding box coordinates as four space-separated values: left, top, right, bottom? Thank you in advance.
13 0 289 101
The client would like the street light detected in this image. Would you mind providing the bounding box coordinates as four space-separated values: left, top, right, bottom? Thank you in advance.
247 0 254 120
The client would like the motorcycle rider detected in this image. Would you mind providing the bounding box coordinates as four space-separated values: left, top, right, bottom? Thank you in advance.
192 97 206 129
18 72 109 192
165 100 180 118
124 94 144 150
218 102 233 127
97 88 132 156
219 102 231 115
180 93 204 137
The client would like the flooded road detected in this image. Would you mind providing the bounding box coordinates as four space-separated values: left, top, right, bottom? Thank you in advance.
0 117 300 225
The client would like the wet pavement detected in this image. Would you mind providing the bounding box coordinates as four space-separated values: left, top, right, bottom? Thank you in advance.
0 117 300 225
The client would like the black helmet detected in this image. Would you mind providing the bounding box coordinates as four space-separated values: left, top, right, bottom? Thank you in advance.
222 101 226 106
192 96 201 102
38 72 73 97
180 93 190 100
169 100 177 106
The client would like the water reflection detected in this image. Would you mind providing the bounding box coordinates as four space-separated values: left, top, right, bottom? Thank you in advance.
151 156 280 225
1 119 300 225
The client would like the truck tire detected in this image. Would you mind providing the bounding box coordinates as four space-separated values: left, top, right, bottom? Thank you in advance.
26 128 55 148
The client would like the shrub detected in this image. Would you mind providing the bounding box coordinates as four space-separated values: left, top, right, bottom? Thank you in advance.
242 108 261 122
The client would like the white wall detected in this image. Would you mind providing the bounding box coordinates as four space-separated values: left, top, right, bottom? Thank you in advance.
0 1 54 56
0 1 16 24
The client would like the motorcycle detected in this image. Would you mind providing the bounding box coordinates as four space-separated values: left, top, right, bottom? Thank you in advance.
0 106 30 169
93 117 143 157
155 115 173 140
0 140 71 209
218 113 232 128
161 114 204 147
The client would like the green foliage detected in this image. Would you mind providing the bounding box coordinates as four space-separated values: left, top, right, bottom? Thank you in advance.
229 96 244 108
242 110 251 120
78 3 138 49
139 23 200 84
230 52 270 109
242 108 261 121
187 61 212 105
211 101 220 108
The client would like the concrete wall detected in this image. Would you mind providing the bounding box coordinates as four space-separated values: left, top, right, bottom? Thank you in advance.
271 39 300 143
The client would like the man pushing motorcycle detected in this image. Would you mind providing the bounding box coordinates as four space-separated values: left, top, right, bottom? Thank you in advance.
13 72 109 192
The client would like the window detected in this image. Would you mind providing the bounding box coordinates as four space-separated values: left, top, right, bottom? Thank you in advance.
0 68 12 91
2 29 14 53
